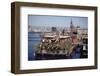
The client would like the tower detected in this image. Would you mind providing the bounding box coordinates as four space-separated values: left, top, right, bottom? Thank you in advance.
70 20 74 35
70 20 74 29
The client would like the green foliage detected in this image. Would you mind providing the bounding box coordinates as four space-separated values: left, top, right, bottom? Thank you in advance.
36 39 73 54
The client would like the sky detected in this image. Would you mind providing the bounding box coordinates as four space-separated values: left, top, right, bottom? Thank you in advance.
28 15 88 28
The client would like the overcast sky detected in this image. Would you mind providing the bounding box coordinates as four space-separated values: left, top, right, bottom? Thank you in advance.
28 15 88 28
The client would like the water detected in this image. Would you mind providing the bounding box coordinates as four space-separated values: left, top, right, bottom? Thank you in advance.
28 32 42 61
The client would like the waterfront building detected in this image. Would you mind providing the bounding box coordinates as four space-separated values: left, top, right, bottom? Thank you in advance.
34 19 88 59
